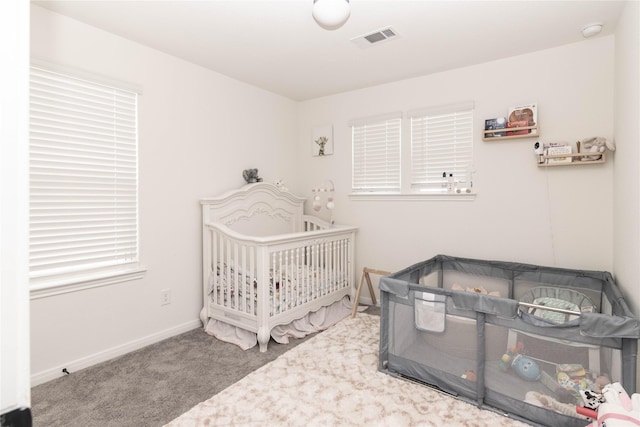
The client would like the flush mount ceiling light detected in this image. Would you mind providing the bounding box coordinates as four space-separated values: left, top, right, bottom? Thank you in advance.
582 22 603 38
312 0 350 30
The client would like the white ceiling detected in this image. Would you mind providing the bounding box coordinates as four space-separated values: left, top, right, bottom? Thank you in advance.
33 0 627 101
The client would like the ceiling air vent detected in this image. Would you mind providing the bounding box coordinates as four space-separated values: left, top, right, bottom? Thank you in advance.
351 26 399 49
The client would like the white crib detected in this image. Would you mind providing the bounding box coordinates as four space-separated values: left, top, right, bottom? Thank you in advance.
199 183 357 352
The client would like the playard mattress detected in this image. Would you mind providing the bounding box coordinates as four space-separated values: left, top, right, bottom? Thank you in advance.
379 255 640 427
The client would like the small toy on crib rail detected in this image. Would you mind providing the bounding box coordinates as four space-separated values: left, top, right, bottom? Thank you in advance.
242 168 263 184
499 341 541 381
273 179 288 192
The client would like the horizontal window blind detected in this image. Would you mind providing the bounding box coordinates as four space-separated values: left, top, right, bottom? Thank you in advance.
351 114 402 193
410 102 473 192
29 65 139 286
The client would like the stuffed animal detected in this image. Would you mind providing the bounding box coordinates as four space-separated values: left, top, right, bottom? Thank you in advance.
500 342 541 382
592 382 640 426
242 168 263 184
581 389 606 411
273 179 288 192
595 375 612 393
524 391 581 418
579 136 615 161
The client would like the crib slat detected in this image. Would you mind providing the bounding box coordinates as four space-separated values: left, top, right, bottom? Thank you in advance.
280 251 291 313
311 243 315 299
302 246 308 305
339 238 345 289
295 248 305 305
323 241 328 295
282 250 287 312
233 242 239 310
211 229 217 306
279 251 284 314
330 240 335 294
318 242 327 295
287 249 291 308
304 245 313 304
278 251 283 314
250 246 255 315
240 245 246 313
218 231 224 306
225 240 230 309
273 252 277 314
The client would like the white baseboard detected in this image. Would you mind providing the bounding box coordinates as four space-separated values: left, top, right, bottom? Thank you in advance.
31 319 202 387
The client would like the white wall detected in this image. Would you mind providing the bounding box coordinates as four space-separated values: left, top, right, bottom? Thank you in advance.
30 6 298 384
29 4 633 386
1 0 30 415
613 1 640 316
611 1 640 392
297 37 616 302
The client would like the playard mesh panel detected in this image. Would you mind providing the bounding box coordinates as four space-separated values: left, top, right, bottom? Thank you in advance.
379 255 640 427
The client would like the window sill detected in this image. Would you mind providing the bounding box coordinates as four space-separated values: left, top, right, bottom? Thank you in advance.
349 192 476 201
30 266 147 299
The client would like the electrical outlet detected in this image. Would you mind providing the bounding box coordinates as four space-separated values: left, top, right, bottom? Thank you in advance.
160 289 171 306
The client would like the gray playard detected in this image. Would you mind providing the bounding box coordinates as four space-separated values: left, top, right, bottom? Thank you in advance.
379 255 640 427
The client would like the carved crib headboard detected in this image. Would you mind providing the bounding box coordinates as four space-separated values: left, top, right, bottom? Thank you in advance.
201 183 306 237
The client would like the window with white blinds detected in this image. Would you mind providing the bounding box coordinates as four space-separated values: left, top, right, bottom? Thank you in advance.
29 64 141 291
351 113 402 193
409 102 474 192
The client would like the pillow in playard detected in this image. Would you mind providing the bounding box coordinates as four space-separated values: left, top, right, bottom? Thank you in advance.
519 287 596 324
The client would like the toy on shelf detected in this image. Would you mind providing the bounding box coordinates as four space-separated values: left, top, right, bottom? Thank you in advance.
499 341 541 382
578 136 616 161
535 136 615 167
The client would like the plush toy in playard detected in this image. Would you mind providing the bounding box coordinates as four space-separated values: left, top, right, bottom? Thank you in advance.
588 382 640 426
499 341 541 381
581 389 607 411
242 168 263 184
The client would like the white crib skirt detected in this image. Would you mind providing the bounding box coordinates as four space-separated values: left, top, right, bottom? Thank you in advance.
204 296 365 350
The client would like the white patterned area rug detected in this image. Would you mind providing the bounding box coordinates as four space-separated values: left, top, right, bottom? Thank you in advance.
166 314 528 427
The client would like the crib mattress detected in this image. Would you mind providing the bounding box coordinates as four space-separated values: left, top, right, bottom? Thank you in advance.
210 263 348 315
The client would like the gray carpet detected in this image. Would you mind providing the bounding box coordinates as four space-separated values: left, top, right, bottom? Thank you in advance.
31 306 379 427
